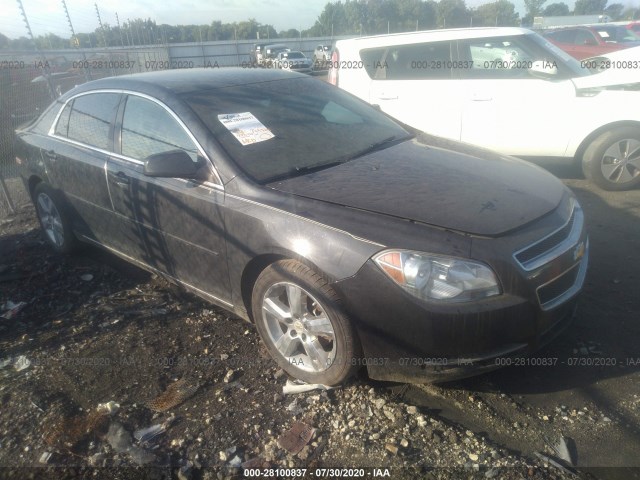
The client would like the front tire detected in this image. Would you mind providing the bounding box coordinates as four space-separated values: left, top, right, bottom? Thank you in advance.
582 127 640 191
251 260 360 385
33 183 77 254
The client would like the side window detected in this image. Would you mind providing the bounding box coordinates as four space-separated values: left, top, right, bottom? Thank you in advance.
575 30 598 46
547 30 575 43
121 95 199 162
32 100 65 135
67 93 120 150
54 102 72 137
459 37 539 79
360 41 453 80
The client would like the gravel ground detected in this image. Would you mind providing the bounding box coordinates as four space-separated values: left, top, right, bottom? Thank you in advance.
1 174 639 480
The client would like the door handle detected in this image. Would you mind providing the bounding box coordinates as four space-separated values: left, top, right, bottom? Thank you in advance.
110 171 130 186
375 94 399 100
471 93 492 101
45 150 57 161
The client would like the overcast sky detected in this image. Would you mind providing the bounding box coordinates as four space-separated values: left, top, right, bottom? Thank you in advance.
1 0 625 40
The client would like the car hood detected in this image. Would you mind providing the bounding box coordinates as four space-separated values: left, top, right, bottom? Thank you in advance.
268 134 566 236
573 45 640 89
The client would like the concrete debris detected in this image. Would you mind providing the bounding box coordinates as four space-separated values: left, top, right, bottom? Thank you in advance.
97 401 120 415
38 452 52 464
134 415 174 444
14 355 31 372
534 451 576 476
106 422 156 465
282 379 334 395
277 422 315 454
1 301 27 320
553 436 575 465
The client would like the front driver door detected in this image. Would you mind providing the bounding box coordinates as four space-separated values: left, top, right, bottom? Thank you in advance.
107 93 231 305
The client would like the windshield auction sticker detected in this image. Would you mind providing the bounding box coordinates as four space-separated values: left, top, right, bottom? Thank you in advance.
218 112 275 145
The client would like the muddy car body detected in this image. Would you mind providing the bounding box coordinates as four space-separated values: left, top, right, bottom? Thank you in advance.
15 69 588 385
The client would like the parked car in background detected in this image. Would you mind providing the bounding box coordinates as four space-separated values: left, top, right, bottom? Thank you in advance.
263 44 289 67
313 44 332 66
331 27 640 190
274 51 312 73
543 25 640 59
249 43 269 65
15 69 588 385
623 21 640 34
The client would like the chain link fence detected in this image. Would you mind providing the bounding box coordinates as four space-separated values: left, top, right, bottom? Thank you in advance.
0 46 169 215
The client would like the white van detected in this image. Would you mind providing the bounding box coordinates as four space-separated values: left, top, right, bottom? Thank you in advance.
330 27 640 191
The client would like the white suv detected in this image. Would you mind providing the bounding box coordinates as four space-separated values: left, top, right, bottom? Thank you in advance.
330 27 640 191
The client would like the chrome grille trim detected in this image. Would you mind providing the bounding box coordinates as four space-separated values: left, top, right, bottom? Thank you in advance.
513 199 584 272
536 239 589 311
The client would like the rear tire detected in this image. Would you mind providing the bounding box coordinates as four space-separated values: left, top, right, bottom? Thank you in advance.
33 183 77 254
251 259 360 385
582 127 640 191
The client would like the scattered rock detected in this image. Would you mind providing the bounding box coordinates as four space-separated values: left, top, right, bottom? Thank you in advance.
385 443 398 455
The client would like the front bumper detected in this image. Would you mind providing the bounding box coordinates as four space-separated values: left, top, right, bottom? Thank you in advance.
332 232 588 383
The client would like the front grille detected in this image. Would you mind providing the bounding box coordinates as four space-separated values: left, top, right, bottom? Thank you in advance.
538 263 580 305
514 199 583 271
516 213 575 265
536 242 589 311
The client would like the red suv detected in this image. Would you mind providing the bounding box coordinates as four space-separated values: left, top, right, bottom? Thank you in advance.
543 25 640 59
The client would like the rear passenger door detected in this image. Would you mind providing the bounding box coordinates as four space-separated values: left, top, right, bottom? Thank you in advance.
362 40 463 140
47 92 122 244
107 93 231 304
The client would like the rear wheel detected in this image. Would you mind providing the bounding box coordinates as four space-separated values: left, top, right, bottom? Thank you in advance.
582 127 640 191
251 260 360 385
33 183 77 254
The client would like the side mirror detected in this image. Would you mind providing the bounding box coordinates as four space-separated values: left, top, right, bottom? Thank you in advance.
144 150 200 178
529 60 558 78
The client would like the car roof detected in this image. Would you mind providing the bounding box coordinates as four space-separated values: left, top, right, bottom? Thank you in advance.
63 68 305 98
336 27 533 48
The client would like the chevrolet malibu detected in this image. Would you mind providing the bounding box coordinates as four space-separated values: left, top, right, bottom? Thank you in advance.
15 69 588 385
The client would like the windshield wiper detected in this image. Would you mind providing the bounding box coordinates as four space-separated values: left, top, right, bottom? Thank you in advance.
345 134 411 161
263 161 345 184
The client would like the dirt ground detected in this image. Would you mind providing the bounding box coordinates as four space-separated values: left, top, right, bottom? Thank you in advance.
1 172 639 480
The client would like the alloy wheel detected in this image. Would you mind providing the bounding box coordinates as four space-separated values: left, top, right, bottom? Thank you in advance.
261 281 336 373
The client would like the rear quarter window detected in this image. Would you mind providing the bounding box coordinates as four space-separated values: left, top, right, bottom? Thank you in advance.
66 93 120 150
360 41 454 80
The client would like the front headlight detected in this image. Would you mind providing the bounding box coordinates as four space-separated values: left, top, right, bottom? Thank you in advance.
374 250 501 303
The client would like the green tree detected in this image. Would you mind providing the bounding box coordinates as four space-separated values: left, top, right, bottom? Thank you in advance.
621 6 640 19
306 2 347 36
522 0 546 25
437 0 471 28
0 32 9 49
542 2 570 15
604 3 624 20
573 0 607 15
279 29 301 38
395 0 438 30
472 0 519 26
344 0 370 35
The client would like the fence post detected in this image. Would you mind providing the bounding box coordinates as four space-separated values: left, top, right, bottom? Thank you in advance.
0 174 16 215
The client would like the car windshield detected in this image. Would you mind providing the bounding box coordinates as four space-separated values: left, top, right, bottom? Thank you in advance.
285 52 305 59
182 76 410 183
595 26 640 43
530 33 590 77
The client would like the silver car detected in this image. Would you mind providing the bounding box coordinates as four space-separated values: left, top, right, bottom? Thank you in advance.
275 51 312 74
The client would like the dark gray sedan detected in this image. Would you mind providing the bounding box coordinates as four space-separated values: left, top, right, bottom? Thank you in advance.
15 69 588 385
